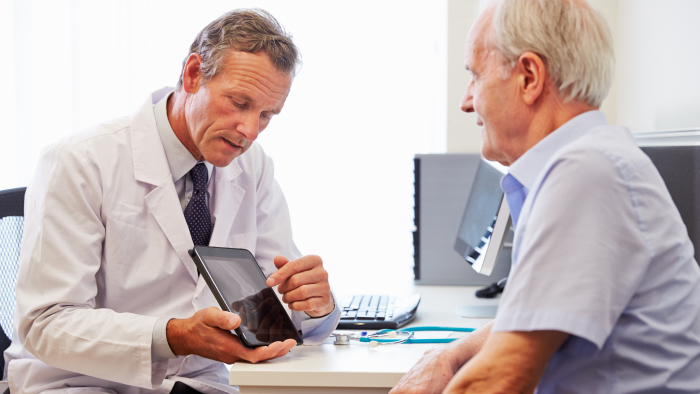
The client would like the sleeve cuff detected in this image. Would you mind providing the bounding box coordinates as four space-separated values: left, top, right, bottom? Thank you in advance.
151 317 177 362
295 292 341 345
493 307 608 350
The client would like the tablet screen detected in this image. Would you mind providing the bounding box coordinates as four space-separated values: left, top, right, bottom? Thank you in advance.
191 247 302 347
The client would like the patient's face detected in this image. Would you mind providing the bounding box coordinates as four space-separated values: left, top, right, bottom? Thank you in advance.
185 50 292 167
460 10 529 166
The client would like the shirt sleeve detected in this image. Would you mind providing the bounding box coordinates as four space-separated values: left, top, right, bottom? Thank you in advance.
16 142 168 388
295 292 340 345
493 148 652 349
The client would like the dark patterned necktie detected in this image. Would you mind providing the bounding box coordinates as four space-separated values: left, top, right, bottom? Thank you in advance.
184 162 212 246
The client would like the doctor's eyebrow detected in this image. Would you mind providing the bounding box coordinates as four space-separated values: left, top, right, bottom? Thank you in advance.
230 93 282 115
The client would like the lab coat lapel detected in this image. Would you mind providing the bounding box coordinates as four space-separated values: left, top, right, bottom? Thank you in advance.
209 161 245 246
130 94 198 283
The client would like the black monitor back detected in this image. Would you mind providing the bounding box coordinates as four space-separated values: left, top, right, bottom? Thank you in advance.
640 145 700 264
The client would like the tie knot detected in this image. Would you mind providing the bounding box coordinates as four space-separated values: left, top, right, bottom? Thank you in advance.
190 162 208 191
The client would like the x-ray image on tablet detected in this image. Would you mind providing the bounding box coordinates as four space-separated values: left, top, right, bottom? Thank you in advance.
189 246 303 348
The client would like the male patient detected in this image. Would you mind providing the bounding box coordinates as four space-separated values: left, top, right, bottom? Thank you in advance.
392 0 700 393
5 9 339 394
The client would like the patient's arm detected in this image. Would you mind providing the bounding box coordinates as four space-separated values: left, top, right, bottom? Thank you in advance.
443 330 569 394
389 321 493 394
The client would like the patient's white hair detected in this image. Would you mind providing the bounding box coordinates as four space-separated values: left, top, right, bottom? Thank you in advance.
479 0 614 108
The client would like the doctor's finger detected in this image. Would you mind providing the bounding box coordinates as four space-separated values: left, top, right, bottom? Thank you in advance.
276 268 328 294
288 296 331 312
203 307 240 330
267 255 322 287
239 339 297 364
268 339 298 360
282 282 330 304
273 255 290 270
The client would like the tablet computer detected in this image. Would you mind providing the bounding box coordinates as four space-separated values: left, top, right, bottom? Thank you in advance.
189 246 304 348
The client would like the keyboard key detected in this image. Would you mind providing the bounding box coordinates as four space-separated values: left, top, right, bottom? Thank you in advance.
341 310 358 319
350 296 362 310
378 296 389 311
369 296 379 309
359 296 371 310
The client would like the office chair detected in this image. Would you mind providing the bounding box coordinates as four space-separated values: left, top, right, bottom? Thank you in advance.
0 187 26 376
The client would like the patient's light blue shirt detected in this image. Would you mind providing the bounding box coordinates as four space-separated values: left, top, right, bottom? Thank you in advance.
493 111 700 393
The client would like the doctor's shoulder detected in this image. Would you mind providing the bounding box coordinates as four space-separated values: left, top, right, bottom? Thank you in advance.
42 117 132 156
33 117 133 182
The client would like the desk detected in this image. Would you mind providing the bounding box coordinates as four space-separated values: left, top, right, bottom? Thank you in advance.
229 285 497 394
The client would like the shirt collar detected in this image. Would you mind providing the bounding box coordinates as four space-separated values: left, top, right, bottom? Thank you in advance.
507 110 607 189
153 90 213 182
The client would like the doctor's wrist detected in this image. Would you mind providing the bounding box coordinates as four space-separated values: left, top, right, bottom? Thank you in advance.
306 298 336 318
165 318 191 356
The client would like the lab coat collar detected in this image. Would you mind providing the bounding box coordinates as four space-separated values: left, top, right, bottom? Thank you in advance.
131 92 173 186
130 90 198 282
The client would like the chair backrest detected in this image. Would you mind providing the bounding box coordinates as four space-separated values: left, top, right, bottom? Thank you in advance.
0 187 26 376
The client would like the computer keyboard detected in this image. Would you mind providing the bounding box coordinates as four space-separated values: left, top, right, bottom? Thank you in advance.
336 294 421 329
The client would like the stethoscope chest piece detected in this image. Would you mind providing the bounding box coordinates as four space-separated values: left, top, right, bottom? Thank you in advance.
333 333 351 345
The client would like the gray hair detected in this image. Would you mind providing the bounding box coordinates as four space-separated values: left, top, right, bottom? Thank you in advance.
479 0 614 108
176 8 301 91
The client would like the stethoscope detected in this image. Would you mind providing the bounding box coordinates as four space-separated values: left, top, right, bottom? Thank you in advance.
332 326 475 348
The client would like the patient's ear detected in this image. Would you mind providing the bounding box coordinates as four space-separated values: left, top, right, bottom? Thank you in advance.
515 52 546 106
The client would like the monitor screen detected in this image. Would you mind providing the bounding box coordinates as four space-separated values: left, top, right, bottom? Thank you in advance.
637 143 700 265
454 159 512 275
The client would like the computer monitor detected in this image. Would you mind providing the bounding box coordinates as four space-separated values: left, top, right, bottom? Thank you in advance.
635 129 700 265
454 159 512 276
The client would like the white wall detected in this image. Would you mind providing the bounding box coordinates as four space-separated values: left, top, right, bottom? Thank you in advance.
616 0 700 132
446 0 480 153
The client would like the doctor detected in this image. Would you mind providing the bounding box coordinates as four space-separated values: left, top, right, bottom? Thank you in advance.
5 8 339 394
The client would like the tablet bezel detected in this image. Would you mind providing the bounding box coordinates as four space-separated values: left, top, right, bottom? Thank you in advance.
189 246 304 348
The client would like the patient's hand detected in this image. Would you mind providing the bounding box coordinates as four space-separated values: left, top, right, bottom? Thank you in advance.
389 348 457 394
166 306 297 364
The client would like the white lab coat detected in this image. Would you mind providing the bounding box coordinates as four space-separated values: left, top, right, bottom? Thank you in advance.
5 90 338 393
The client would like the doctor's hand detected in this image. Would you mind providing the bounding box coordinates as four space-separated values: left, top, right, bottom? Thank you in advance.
166 307 297 364
266 255 334 317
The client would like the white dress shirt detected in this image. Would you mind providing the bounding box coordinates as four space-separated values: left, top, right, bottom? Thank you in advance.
494 111 700 393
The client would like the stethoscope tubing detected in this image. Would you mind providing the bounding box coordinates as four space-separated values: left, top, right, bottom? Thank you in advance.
357 326 476 344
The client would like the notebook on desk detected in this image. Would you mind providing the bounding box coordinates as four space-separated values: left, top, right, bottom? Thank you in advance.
336 294 421 329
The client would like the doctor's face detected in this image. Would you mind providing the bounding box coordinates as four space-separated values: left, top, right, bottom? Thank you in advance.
183 50 292 167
